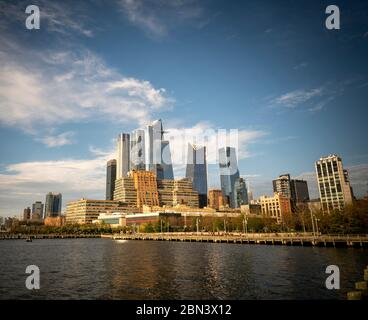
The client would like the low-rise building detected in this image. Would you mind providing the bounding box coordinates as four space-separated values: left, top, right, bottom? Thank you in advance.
44 216 65 227
94 211 182 229
157 178 199 208
208 189 226 210
124 212 183 231
94 212 127 227
241 204 262 217
66 199 136 224
258 192 292 223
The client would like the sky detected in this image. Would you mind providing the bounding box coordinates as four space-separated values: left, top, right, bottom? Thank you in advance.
0 0 368 218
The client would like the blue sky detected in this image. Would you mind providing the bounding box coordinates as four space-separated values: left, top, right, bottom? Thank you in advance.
0 0 368 217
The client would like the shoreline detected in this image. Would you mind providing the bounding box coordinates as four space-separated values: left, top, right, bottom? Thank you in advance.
2 232 367 248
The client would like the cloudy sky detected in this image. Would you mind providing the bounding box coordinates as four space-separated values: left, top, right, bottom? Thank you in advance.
0 0 368 217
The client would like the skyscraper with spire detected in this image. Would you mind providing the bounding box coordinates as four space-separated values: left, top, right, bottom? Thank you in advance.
147 119 173 180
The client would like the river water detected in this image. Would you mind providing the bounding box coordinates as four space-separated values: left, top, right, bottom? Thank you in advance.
0 238 366 299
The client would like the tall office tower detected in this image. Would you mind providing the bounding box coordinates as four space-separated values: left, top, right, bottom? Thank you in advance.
315 154 353 213
147 119 163 171
32 201 44 220
219 147 240 208
45 192 62 218
106 159 117 201
116 133 130 179
130 129 146 171
186 143 208 207
147 119 173 180
235 177 249 207
23 207 31 221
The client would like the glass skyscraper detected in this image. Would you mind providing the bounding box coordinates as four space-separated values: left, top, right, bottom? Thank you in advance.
219 146 246 208
234 177 248 207
147 119 174 180
44 192 62 218
161 140 174 180
106 159 117 200
130 129 146 171
116 133 130 178
186 143 208 208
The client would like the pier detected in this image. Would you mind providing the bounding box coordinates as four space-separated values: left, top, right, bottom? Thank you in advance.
112 232 368 248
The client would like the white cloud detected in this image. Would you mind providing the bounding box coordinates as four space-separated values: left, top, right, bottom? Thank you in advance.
117 0 207 39
270 78 366 113
118 0 168 38
0 42 173 134
308 96 335 113
37 131 75 148
272 88 324 109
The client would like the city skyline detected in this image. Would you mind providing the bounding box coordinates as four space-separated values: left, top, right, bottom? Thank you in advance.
0 117 366 218
1 0 368 217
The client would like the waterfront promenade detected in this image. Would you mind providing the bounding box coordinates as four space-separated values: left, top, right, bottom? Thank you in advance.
111 232 368 248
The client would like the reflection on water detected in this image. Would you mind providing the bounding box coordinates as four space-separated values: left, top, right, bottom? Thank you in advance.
0 239 366 299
